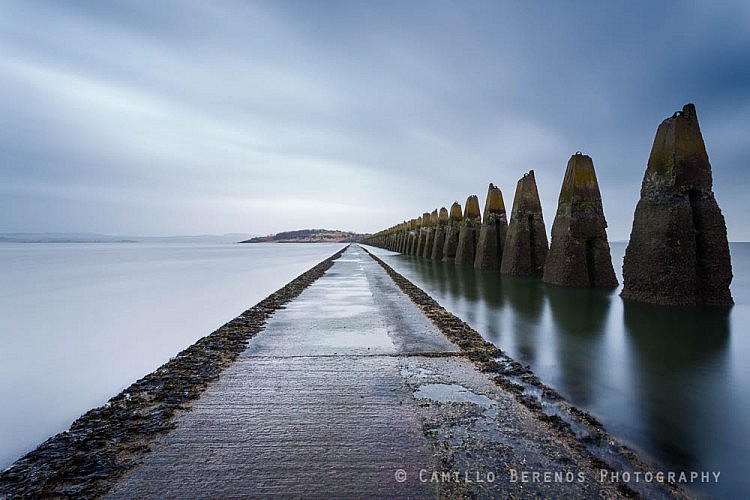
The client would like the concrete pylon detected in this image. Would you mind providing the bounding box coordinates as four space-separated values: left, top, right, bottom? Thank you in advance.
416 212 430 256
543 153 618 287
401 221 409 253
413 217 423 255
398 221 408 253
622 103 733 306
431 207 450 260
474 183 508 271
500 170 549 277
442 202 463 263
423 209 438 258
388 226 397 251
406 218 418 255
455 195 481 266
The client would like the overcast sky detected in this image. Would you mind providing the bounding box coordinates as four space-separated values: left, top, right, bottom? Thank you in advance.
1 1 748 239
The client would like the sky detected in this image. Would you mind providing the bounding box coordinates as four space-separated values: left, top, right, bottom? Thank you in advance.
1 0 749 240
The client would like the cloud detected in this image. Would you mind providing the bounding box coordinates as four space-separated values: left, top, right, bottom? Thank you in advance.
0 0 748 238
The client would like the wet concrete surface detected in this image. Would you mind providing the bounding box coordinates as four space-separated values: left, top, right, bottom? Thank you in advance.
243 249 459 357
107 245 455 498
107 355 438 498
105 245 682 498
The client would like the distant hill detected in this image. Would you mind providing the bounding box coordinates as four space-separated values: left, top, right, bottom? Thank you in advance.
240 229 366 243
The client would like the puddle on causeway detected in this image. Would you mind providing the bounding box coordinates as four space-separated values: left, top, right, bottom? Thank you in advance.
413 383 495 409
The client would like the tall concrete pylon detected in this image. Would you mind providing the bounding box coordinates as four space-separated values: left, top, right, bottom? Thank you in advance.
422 209 439 258
500 170 549 277
431 207 450 260
474 183 508 271
416 212 431 256
442 202 463 263
543 153 618 287
622 103 733 306
455 195 482 266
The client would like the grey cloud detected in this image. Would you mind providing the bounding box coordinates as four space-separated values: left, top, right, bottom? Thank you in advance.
0 0 748 238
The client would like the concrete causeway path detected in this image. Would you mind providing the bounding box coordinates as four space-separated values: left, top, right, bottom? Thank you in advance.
107 245 456 498
105 245 682 499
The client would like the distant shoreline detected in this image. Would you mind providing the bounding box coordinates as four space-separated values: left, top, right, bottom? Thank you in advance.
0 238 139 244
0 233 252 244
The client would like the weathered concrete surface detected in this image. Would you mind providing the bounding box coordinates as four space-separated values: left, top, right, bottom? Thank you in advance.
398 221 408 253
107 246 453 498
500 170 549 277
442 202 463 263
407 218 418 255
474 183 508 271
108 356 435 498
242 250 458 357
455 195 481 267
410 217 422 256
103 245 684 499
543 153 618 287
364 249 686 500
422 209 438 258
430 207 449 261
622 103 733 306
416 212 430 257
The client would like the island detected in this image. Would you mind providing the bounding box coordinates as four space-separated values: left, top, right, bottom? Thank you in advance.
240 229 366 243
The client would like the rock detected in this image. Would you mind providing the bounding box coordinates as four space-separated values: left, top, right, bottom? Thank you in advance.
474 183 508 271
543 153 618 287
500 170 549 277
621 103 733 307
431 207 450 260
455 195 482 266
442 202 463 263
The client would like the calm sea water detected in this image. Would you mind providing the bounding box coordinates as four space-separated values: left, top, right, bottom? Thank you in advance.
366 243 750 499
0 242 345 469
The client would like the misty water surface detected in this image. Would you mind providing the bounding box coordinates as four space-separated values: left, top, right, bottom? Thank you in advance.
0 242 345 469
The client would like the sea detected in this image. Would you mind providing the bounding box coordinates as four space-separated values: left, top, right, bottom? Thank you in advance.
0 242 346 470
365 242 750 499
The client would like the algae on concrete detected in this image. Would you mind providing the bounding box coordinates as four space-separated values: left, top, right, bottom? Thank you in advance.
416 213 430 257
455 195 482 267
431 207 450 261
406 218 419 255
622 103 733 307
475 183 508 271
543 153 618 288
500 170 548 277
442 202 463 263
422 209 438 258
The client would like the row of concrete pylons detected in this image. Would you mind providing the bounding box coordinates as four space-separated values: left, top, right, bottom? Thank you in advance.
364 103 734 307
364 154 618 288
